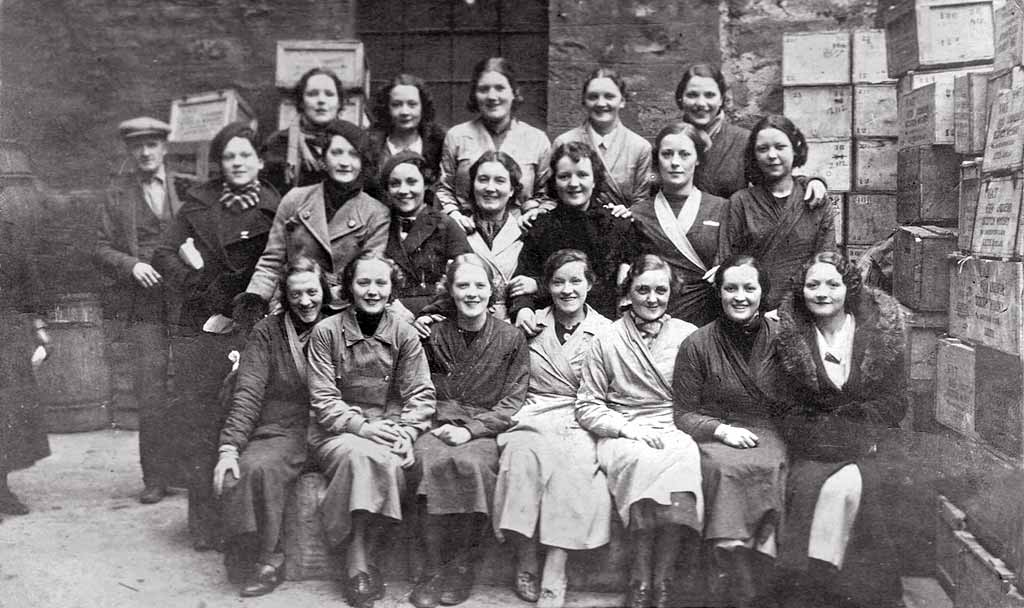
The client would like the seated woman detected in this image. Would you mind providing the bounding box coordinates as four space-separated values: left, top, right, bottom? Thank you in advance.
672 255 787 607
576 254 704 608
213 256 329 597
410 253 530 608
493 249 614 608
306 251 436 608
381 151 471 317
774 252 906 607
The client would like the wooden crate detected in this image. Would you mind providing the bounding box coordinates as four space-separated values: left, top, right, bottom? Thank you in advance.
994 1 1024 72
884 0 995 77
782 31 851 86
984 87 1024 175
854 137 898 191
844 243 872 263
938 495 970 595
853 28 896 83
783 86 853 138
903 303 951 387
900 82 957 147
794 139 852 192
954 528 1024 608
949 257 1024 356
168 89 255 144
955 72 991 155
899 65 994 96
854 83 899 137
961 159 984 251
164 141 211 180
987 66 1024 110
897 145 962 224
972 173 1024 259
277 92 368 130
975 345 1024 459
935 337 977 437
895 224 958 310
847 193 898 245
275 39 367 90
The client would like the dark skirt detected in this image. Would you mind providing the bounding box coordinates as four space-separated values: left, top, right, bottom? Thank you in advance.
0 312 49 474
413 433 499 516
698 422 787 543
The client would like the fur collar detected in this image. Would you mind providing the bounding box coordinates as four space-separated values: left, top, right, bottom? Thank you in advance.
775 287 905 393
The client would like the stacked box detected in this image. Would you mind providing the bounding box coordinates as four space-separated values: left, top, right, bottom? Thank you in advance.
948 257 1024 356
275 39 370 130
164 88 255 180
794 139 852 192
955 72 992 155
897 144 962 224
960 159 984 251
994 1 1024 72
883 0 995 77
894 224 958 311
783 31 851 86
847 193 898 244
935 337 977 437
972 174 1024 259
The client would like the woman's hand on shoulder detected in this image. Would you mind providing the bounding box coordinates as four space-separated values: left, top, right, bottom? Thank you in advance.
803 179 828 209
714 424 759 448
514 308 541 337
449 210 476 233
507 275 538 298
604 203 633 219
517 207 546 230
413 314 445 339
431 423 472 446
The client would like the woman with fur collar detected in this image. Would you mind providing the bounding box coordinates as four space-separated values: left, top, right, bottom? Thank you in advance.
774 251 907 608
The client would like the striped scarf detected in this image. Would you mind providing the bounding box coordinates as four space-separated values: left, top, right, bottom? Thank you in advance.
219 181 260 211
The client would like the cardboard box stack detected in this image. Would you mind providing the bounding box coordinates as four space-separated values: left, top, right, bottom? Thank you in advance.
275 40 371 131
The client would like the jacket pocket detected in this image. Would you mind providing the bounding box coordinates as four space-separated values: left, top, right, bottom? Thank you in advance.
337 373 389 408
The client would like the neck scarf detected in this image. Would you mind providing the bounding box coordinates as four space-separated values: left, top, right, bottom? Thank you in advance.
285 116 330 186
633 310 667 346
324 178 364 223
219 180 260 211
704 112 726 140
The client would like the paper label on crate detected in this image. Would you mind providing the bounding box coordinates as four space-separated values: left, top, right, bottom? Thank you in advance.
900 84 945 147
923 3 995 65
994 2 1024 71
171 98 232 142
983 87 1024 172
275 41 365 90
972 176 1024 258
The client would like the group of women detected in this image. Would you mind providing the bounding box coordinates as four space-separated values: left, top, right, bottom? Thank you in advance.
149 54 906 608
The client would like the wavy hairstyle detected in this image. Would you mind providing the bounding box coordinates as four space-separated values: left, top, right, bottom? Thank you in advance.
713 254 773 315
788 251 863 323
743 114 808 187
545 140 606 202
466 150 524 213
619 253 681 300
278 256 333 315
292 67 346 113
371 73 438 137
338 250 405 304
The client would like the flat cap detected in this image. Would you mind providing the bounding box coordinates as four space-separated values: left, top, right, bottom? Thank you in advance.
118 117 172 140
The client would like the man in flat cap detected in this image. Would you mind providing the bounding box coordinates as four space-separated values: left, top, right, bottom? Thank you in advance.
95 117 183 504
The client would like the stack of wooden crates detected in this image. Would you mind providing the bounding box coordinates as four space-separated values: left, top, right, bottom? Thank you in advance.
274 40 371 131
885 1 1024 606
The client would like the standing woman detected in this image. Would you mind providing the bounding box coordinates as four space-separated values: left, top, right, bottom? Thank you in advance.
213 257 329 597
365 74 447 201
235 119 389 324
510 141 635 328
672 255 787 608
153 121 280 550
576 254 704 608
493 249 614 608
381 151 471 317
262 67 347 195
774 252 906 607
719 115 837 310
630 122 725 327
410 253 530 608
307 251 436 608
552 68 652 208
436 57 551 232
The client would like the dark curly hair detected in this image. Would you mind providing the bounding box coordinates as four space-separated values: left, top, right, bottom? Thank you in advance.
714 254 773 315
292 67 346 114
278 256 333 315
466 150 524 214
338 250 405 304
545 141 606 202
619 253 681 301
743 114 808 187
370 73 437 137
466 57 524 114
788 251 863 323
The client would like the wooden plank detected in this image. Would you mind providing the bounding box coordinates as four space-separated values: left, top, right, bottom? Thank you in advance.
960 159 984 251
935 337 977 438
855 138 898 191
854 83 899 137
884 0 995 77
897 145 962 224
984 87 1024 175
895 225 958 311
783 86 853 139
994 1 1024 72
852 28 896 84
949 257 1024 357
938 494 969 595
783 31 851 86
955 529 1024 608
971 173 1024 259
955 73 991 155
794 139 852 192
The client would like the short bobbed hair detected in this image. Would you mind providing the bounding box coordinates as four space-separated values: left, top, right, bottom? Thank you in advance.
293 67 346 113
789 251 863 322
466 150 524 214
371 73 437 136
545 141 606 201
278 256 333 315
466 57 524 114
542 248 596 291
743 114 808 186
338 250 405 304
443 253 498 307
674 63 729 111
581 68 627 103
620 253 680 300
714 254 773 315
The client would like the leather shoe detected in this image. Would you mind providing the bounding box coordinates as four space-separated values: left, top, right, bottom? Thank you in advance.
138 485 167 505
439 563 474 606
626 579 652 608
514 571 540 603
410 571 443 608
343 570 376 607
0 490 29 515
240 564 281 597
652 578 675 608
367 565 385 600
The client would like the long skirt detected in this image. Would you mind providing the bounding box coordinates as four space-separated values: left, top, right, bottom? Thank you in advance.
221 431 308 565
494 421 611 550
596 428 703 532
698 422 787 551
0 311 49 474
413 433 498 515
316 433 409 547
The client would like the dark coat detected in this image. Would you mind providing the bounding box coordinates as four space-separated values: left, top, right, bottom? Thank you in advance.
259 128 327 197
774 287 907 603
694 121 750 200
384 205 471 315
364 124 447 202
511 203 635 319
152 180 279 332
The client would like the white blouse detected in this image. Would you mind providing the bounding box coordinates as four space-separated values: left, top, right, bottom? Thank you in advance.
815 313 856 389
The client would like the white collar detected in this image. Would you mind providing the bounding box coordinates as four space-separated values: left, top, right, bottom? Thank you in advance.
386 134 423 156
587 122 618 150
814 313 856 388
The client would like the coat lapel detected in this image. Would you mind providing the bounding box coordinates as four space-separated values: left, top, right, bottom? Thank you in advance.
401 209 439 257
623 312 675 395
296 185 334 256
654 190 708 272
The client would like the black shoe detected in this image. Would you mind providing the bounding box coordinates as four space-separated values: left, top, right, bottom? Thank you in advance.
410 571 443 608
138 485 167 505
367 565 385 600
0 490 29 515
439 563 474 606
514 571 540 603
652 578 675 608
344 570 377 607
240 564 282 597
626 579 652 608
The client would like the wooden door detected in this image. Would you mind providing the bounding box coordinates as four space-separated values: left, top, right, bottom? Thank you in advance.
358 0 548 131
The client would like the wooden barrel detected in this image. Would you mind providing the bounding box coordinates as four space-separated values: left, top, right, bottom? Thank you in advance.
36 294 111 432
